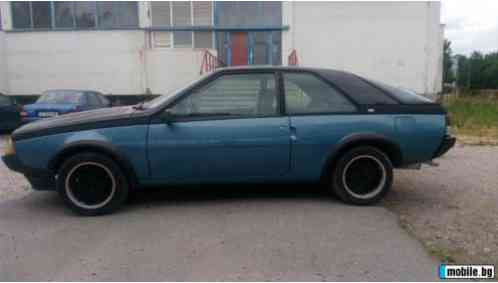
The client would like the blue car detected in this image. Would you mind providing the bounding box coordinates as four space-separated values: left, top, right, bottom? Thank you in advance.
2 67 455 215
21 89 111 123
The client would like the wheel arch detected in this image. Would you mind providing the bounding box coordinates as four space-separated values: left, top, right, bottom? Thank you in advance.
320 134 403 183
48 141 139 189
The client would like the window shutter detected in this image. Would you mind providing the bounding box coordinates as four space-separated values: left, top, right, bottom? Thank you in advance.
154 32 172 47
172 1 191 26
151 1 171 26
193 2 212 26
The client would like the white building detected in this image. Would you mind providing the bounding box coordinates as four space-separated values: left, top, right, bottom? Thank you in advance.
0 1 443 102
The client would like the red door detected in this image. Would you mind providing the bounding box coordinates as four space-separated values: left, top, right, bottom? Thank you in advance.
231 32 248 66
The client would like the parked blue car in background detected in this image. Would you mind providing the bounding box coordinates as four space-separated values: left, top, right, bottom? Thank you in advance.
2 67 455 215
21 89 111 123
0 93 21 132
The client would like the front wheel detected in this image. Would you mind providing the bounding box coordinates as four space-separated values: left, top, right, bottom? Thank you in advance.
57 152 129 216
330 146 393 205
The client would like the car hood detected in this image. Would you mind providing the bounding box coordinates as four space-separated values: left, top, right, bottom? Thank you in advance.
12 106 149 141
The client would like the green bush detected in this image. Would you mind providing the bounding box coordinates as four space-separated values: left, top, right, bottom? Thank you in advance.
446 97 498 137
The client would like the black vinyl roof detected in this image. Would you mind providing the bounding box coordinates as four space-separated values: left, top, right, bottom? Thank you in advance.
217 66 431 105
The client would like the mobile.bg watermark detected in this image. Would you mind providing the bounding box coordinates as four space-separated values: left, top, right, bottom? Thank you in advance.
439 264 495 280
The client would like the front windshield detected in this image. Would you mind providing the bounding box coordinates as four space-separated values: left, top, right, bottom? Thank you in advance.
141 74 211 109
37 90 83 104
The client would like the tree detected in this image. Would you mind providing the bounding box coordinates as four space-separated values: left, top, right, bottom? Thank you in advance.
455 50 498 90
443 39 455 84
455 55 469 89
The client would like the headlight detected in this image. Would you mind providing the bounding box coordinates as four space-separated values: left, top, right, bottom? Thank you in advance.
4 136 15 155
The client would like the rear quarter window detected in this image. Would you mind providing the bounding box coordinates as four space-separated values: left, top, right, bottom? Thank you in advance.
319 70 398 105
368 80 433 104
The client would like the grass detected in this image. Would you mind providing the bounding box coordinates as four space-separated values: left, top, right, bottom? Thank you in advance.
444 96 498 142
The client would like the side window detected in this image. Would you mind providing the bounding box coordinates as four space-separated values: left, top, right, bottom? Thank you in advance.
168 73 278 117
284 73 356 114
97 94 110 106
86 93 101 106
0 95 11 107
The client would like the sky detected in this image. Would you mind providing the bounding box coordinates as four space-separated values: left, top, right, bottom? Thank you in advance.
441 0 498 55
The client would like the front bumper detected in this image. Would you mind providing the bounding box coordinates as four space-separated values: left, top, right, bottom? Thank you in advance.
433 134 456 159
2 154 56 191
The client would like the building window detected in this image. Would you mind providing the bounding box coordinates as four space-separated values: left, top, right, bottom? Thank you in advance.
151 1 214 49
217 1 282 27
54 2 75 28
154 32 172 48
252 32 268 65
12 2 31 29
271 31 282 65
150 2 171 27
172 1 191 26
173 31 192 48
194 31 213 49
193 2 212 26
74 2 96 28
11 1 138 30
32 1 51 29
97 2 139 28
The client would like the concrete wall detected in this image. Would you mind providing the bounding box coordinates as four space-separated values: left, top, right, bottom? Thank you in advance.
4 31 145 95
1 30 208 96
145 49 211 95
0 0 207 96
283 1 443 95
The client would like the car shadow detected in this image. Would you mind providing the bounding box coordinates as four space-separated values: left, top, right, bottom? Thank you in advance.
0 183 351 217
124 183 336 210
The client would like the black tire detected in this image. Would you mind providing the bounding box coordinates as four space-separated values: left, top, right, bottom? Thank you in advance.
330 146 393 205
57 152 129 216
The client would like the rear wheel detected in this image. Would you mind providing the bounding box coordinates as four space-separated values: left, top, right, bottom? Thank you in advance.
330 146 393 205
57 152 129 216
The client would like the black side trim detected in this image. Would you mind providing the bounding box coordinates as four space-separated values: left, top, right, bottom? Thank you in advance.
12 115 150 141
433 134 456 159
363 104 447 115
48 141 140 188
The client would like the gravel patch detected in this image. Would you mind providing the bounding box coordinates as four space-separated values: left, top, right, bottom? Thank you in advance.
0 136 30 202
384 143 498 265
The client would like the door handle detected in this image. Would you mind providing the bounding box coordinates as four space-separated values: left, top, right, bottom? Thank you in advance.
290 126 297 141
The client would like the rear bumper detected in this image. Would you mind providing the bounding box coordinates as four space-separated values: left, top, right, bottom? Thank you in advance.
433 134 456 159
2 154 56 190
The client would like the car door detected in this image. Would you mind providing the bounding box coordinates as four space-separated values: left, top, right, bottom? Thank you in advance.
282 71 362 180
147 72 291 183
